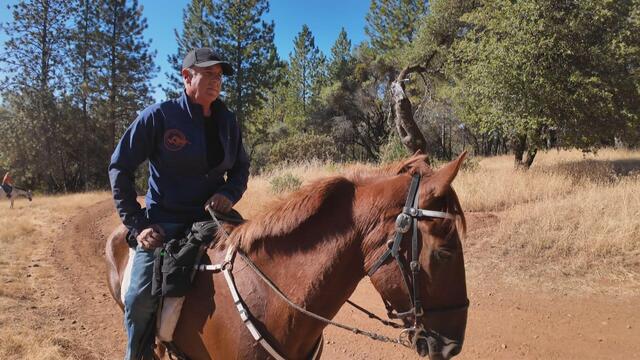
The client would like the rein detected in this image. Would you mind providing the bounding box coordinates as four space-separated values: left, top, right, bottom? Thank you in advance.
198 173 468 358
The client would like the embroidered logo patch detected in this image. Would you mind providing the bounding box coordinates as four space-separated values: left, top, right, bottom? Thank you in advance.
164 129 191 151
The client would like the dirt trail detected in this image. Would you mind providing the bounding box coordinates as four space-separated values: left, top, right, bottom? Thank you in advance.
48 200 640 359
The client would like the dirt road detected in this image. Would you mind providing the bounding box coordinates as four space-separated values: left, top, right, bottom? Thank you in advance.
46 199 639 359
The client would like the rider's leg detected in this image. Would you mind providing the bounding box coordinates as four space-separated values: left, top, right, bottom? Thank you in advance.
123 223 186 360
1 184 11 197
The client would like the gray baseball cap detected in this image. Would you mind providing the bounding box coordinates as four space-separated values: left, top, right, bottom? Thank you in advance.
182 47 233 75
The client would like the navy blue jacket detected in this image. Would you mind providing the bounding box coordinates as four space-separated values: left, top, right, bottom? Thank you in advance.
109 92 250 236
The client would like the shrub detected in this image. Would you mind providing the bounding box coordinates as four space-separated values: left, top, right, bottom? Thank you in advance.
379 135 410 163
269 173 302 194
269 133 338 166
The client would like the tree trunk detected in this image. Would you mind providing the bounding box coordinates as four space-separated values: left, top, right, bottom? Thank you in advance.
524 147 537 168
392 65 428 155
513 133 527 169
513 134 537 169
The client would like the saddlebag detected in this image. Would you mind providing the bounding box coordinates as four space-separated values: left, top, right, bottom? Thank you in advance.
151 220 220 297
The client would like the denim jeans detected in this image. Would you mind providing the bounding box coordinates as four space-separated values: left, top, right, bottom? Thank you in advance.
123 222 186 360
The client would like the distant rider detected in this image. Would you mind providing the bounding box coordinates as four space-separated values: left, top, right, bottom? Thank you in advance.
2 172 13 197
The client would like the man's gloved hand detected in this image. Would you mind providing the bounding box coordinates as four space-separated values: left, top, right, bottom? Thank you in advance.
136 224 165 250
205 193 233 213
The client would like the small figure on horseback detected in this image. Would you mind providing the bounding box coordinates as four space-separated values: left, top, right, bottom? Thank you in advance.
1 172 33 209
2 172 13 198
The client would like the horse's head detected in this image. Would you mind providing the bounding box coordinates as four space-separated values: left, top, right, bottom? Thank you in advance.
362 152 468 359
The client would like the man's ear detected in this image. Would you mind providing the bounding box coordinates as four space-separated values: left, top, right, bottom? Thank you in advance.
181 68 192 84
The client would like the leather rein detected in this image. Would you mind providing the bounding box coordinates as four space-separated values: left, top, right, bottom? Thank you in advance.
198 173 469 358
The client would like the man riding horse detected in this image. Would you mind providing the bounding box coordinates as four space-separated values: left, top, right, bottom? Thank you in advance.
2 172 13 198
108 48 249 360
107 153 470 360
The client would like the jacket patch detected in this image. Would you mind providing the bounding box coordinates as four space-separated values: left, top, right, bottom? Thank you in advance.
164 129 191 151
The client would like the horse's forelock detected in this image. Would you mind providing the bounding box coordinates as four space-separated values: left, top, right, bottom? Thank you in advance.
390 154 433 177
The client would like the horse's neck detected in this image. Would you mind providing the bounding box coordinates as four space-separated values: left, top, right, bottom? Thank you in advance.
250 230 364 357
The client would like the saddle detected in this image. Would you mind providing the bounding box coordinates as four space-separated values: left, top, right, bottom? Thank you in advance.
153 210 244 350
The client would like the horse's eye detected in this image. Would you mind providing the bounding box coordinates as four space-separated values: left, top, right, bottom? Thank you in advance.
432 249 453 262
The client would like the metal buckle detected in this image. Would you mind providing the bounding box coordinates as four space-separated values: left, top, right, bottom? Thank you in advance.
221 259 233 271
395 213 412 233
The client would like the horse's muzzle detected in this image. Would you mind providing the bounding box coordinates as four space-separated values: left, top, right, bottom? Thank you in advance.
414 329 463 359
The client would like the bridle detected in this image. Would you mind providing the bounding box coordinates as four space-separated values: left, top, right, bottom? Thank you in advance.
367 173 469 333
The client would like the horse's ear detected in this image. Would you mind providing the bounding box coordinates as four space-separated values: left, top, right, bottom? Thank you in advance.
428 151 467 197
395 153 429 174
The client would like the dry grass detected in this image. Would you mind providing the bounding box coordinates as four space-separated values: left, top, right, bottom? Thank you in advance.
455 148 640 287
0 191 109 360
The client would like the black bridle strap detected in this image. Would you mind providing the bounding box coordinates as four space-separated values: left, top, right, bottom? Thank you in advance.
410 184 422 317
367 174 421 277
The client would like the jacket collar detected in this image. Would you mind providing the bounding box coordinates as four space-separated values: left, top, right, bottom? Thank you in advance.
179 91 229 121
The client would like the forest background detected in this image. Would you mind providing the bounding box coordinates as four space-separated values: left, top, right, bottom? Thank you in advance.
0 0 638 192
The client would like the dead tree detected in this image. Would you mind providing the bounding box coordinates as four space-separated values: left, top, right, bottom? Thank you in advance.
392 65 429 155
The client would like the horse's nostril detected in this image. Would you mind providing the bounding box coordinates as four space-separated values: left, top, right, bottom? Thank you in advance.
416 338 429 357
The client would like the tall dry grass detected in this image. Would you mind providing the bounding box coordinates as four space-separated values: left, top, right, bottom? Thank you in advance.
455 148 640 284
0 192 109 360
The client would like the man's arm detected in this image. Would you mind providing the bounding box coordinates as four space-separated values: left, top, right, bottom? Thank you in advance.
108 111 156 238
217 125 250 205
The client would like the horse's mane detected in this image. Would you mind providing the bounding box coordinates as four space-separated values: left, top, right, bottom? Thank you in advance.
219 175 355 251
219 154 450 252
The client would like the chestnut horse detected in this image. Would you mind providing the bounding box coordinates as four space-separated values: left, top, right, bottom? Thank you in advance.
106 153 469 359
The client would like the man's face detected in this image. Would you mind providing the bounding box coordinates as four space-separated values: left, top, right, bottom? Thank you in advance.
183 64 223 105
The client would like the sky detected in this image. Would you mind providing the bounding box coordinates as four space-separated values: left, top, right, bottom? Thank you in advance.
0 0 370 101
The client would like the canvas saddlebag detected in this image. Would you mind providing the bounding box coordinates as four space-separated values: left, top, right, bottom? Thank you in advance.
151 220 219 297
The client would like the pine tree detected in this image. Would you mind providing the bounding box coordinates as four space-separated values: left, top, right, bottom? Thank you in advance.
0 0 73 190
214 0 280 131
96 0 157 155
68 0 103 189
163 0 217 98
286 24 327 128
328 27 354 83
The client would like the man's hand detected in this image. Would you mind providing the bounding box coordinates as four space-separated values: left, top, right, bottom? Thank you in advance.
136 224 165 250
205 193 233 213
